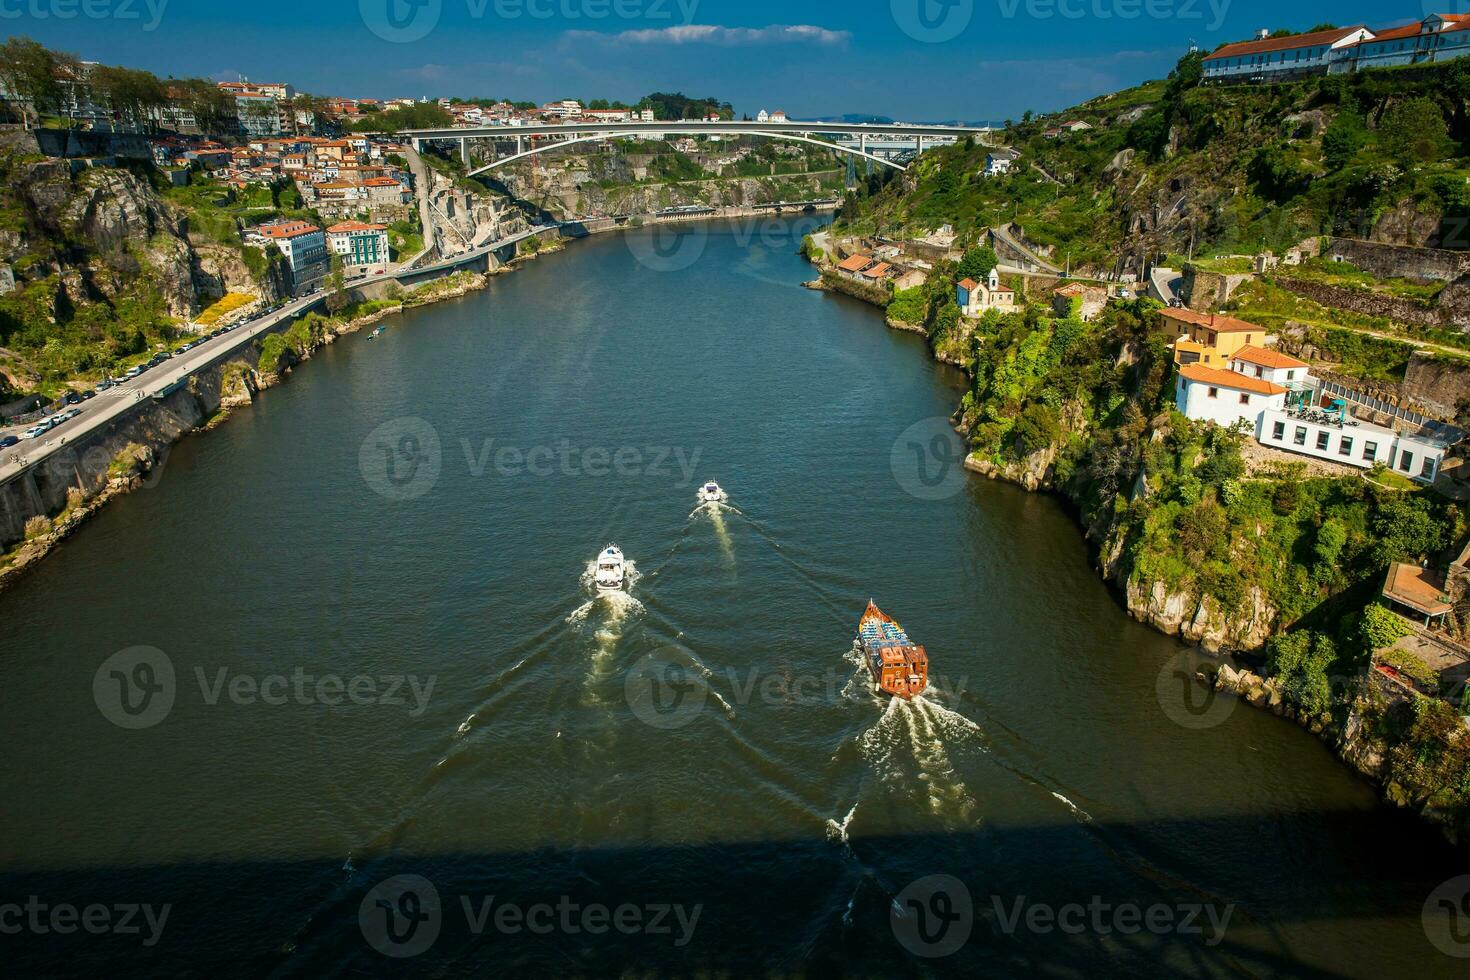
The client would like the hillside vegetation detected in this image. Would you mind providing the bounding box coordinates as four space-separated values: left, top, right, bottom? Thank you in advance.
838 55 1470 275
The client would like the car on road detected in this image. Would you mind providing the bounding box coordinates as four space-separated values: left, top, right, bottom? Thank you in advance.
0 435 18 449
97 378 116 391
80 389 96 400
63 391 81 405
124 366 144 379
42 414 66 428
21 424 49 439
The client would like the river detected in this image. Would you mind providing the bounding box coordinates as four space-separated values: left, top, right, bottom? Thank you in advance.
0 218 1464 977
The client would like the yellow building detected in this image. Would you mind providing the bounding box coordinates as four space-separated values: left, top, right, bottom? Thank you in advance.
1164 310 1269 369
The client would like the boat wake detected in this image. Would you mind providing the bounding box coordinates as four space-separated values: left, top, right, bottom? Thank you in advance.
691 499 738 565
568 559 644 625
856 697 980 824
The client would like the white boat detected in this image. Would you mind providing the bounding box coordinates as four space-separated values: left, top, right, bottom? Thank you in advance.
594 545 627 594
698 481 724 504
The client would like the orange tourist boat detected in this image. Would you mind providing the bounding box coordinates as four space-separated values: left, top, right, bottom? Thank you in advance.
857 601 929 700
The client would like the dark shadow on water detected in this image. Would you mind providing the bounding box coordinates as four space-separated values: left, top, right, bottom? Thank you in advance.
2 810 1466 978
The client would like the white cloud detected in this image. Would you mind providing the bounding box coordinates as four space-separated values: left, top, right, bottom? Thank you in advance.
564 24 851 47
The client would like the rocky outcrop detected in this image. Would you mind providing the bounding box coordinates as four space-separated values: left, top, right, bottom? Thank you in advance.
1271 274 1455 331
1126 580 1277 654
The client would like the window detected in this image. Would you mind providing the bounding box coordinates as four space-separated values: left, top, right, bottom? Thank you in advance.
1240 394 1251 405
1273 421 1286 440
1340 437 1353 457
1254 366 1264 378
1423 456 1436 479
1317 432 1331 451
1294 427 1308 446
1286 370 1296 381
1364 441 1378 461
1207 387 1219 399
1400 452 1414 473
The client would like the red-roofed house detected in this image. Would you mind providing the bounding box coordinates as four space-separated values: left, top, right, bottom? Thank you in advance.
326 221 390 271
1203 26 1374 83
1332 14 1470 74
1175 363 1288 428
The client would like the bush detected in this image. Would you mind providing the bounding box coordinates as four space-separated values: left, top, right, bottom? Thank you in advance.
23 514 51 540
1360 603 1411 651
1011 402 1060 459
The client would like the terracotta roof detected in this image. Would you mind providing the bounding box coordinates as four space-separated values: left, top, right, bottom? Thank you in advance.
327 221 387 233
838 254 873 273
958 278 979 290
1383 564 1454 617
862 262 893 279
1179 363 1286 397
1162 309 1263 334
256 220 320 239
363 177 405 187
1205 26 1367 62
1360 23 1424 44
1232 344 1307 370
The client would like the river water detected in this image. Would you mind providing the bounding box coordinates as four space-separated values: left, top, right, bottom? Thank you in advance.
0 219 1464 977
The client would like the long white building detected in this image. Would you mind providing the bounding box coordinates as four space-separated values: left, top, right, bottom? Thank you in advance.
1203 14 1470 84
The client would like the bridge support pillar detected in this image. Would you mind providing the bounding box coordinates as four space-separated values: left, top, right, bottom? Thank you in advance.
517 135 526 157
460 137 469 166
916 135 924 157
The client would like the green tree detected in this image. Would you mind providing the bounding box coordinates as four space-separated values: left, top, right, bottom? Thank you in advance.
0 37 77 129
955 245 999 283
1360 603 1410 652
1267 631 1337 715
325 254 348 314
1322 110 1367 169
1378 97 1450 165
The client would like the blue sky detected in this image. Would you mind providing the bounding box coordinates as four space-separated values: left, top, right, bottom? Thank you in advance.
4 1 1440 120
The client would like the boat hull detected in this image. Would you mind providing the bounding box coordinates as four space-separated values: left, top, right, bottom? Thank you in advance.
857 602 929 700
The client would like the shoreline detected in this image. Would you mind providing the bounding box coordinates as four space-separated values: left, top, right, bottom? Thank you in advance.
0 246 554 592
803 250 1467 844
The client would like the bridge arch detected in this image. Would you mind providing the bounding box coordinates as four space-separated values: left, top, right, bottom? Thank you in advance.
456 130 908 178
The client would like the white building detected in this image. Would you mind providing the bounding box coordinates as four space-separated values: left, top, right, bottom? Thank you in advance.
1330 13 1470 74
1228 345 1309 387
325 221 390 271
1257 411 1449 484
1202 26 1374 83
984 149 1018 177
1175 364 1288 428
956 269 1017 316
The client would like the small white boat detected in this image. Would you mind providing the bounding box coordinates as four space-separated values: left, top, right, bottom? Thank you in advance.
698 481 724 505
594 545 627 594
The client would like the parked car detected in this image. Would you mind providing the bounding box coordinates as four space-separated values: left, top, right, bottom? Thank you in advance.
63 391 81 405
80 389 96 400
124 367 143 379
21 424 49 439
0 435 19 449
97 378 116 391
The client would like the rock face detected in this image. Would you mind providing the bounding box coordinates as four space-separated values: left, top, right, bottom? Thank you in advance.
1126 579 1277 654
0 146 279 327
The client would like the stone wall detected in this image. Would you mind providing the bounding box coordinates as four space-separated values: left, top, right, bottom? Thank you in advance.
1182 266 1254 309
1325 237 1470 283
1271 275 1452 329
1403 354 1470 420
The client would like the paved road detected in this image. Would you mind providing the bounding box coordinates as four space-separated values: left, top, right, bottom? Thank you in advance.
0 292 326 487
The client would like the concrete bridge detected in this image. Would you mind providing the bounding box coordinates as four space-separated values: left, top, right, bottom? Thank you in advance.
395 120 994 175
